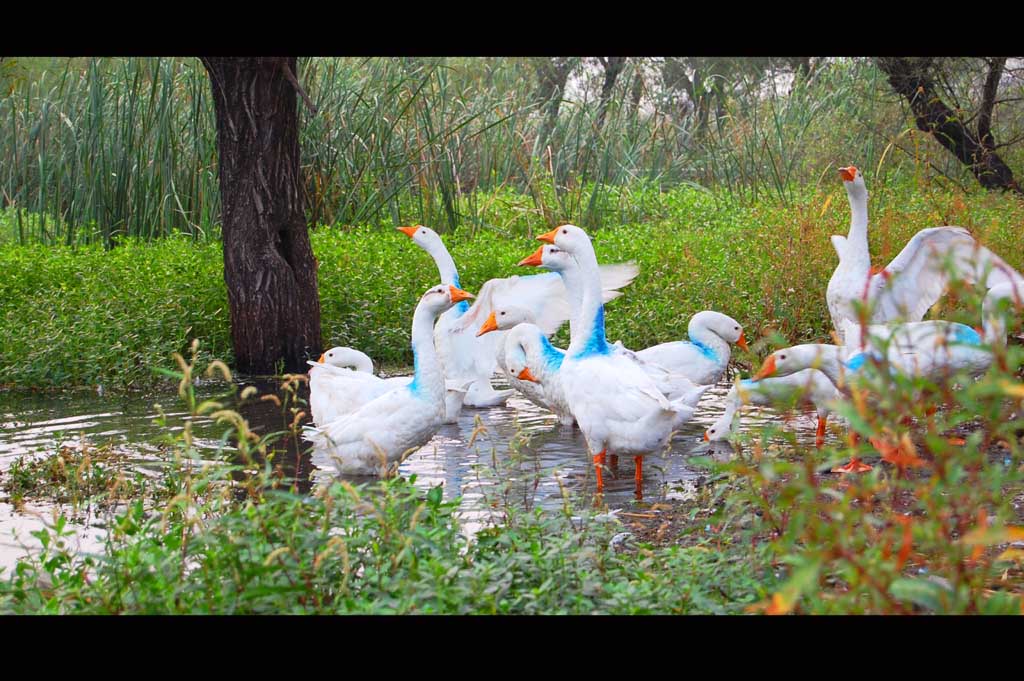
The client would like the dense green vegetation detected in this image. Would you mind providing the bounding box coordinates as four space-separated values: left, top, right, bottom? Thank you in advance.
2 338 1022 614
3 56 1024 615
3 180 1022 391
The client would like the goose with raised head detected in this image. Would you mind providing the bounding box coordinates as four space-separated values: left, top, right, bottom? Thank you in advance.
518 243 707 402
704 369 841 448
530 225 709 496
397 225 639 408
305 284 474 476
308 346 471 425
826 165 1023 344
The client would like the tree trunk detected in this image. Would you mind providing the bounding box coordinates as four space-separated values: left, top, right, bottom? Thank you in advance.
877 57 1022 195
201 57 322 374
595 57 627 133
533 57 575 153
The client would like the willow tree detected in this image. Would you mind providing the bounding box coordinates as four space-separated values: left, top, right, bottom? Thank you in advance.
200 57 322 374
877 57 1022 195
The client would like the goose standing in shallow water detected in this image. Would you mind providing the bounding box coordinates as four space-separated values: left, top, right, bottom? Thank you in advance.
305 284 474 476
529 225 709 497
308 346 470 425
397 225 638 408
826 165 1023 344
704 370 841 449
753 281 1023 471
518 243 707 402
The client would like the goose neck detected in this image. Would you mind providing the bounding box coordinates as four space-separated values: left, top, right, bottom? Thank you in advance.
407 302 445 399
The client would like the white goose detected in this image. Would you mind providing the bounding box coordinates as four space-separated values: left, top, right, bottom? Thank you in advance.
518 243 708 402
308 348 472 425
397 225 639 408
753 281 1022 471
761 281 1023 390
305 284 474 476
704 370 841 449
476 305 574 425
532 225 710 496
827 165 1023 344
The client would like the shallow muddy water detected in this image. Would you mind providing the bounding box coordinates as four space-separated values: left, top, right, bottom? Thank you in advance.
0 375 828 567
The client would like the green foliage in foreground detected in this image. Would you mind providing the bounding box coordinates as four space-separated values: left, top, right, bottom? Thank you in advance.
3 310 1024 613
0 354 770 614
2 181 1023 391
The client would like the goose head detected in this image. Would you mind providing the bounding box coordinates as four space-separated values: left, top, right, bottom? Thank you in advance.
518 244 574 272
838 165 867 202
397 224 446 254
421 283 475 315
477 305 537 336
317 346 374 373
753 345 832 380
505 356 540 384
690 310 748 351
536 224 590 255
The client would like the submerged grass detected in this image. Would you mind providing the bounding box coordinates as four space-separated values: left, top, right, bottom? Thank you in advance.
2 179 1023 391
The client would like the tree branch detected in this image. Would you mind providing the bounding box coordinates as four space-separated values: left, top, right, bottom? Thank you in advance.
977 57 1006 149
282 59 318 117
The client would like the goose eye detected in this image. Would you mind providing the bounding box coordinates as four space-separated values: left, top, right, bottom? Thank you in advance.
780 354 787 361
500 311 506 316
561 229 567 234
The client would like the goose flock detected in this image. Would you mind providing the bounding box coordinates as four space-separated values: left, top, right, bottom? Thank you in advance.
304 166 1024 495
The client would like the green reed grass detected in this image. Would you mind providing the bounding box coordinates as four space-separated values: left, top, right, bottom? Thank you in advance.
6 56 1014 246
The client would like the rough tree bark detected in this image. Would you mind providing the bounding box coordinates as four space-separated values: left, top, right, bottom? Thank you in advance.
200 57 322 374
877 57 1022 195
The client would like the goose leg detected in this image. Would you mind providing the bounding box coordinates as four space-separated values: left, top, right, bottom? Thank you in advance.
634 456 643 500
815 415 827 449
593 449 606 493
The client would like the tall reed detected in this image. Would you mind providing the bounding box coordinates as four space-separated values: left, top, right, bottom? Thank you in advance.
2 56 1016 247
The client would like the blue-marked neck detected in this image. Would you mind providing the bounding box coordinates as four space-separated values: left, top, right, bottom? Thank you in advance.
538 333 565 371
845 352 868 372
571 305 611 359
406 301 444 401
950 323 982 347
690 338 720 364
450 273 469 317
565 235 611 359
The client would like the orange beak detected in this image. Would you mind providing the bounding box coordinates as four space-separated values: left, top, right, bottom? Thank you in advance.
838 166 857 182
536 227 560 244
449 285 475 304
737 331 749 352
318 353 325 363
518 246 545 267
517 366 540 383
703 431 710 442
397 225 419 238
477 312 499 336
753 354 777 380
